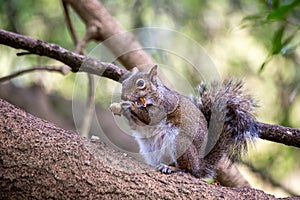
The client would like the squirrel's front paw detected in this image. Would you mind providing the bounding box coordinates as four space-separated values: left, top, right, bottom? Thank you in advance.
110 102 123 115
156 163 183 174
109 101 132 115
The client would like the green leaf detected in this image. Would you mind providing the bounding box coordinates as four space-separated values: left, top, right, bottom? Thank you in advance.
271 26 285 54
271 0 280 9
259 61 267 74
202 177 215 184
259 56 272 74
243 13 265 22
267 0 300 21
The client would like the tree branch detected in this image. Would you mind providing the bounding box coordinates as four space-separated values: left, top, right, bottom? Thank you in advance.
258 122 300 148
62 0 154 71
80 74 95 138
0 29 129 82
0 98 278 199
0 65 69 83
62 0 79 45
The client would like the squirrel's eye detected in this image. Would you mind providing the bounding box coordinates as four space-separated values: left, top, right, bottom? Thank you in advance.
136 79 145 89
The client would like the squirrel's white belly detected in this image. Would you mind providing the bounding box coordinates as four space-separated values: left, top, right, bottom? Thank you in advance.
132 123 179 167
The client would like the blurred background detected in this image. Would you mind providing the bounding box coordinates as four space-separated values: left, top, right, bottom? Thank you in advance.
0 0 299 197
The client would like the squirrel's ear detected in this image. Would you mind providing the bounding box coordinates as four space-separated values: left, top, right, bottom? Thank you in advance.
131 67 139 74
120 67 139 83
149 65 158 82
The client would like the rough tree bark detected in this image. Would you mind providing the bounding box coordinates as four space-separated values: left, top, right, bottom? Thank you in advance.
0 99 278 199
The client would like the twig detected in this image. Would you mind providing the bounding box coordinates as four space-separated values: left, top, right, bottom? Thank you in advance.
62 0 79 45
80 74 95 137
74 26 97 54
0 66 69 83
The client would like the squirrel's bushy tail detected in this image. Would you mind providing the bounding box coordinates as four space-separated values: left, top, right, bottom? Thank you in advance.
196 80 259 159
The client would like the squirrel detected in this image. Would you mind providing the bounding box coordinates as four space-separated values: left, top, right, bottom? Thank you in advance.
110 65 259 181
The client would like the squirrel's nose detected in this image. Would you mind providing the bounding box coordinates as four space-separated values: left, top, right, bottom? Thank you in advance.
121 92 135 101
121 93 139 102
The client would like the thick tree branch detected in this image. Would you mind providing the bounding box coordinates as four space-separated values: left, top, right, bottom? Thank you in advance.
258 122 300 148
0 29 129 82
63 0 154 71
0 98 278 199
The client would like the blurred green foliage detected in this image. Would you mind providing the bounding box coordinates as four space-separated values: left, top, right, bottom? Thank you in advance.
0 0 77 47
0 0 299 196
242 0 300 73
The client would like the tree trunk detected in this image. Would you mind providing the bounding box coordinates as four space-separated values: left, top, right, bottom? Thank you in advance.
0 98 279 199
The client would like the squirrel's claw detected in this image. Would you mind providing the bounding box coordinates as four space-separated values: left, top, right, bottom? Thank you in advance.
156 163 183 174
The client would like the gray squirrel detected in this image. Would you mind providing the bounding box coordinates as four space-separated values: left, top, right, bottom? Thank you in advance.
110 65 259 182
